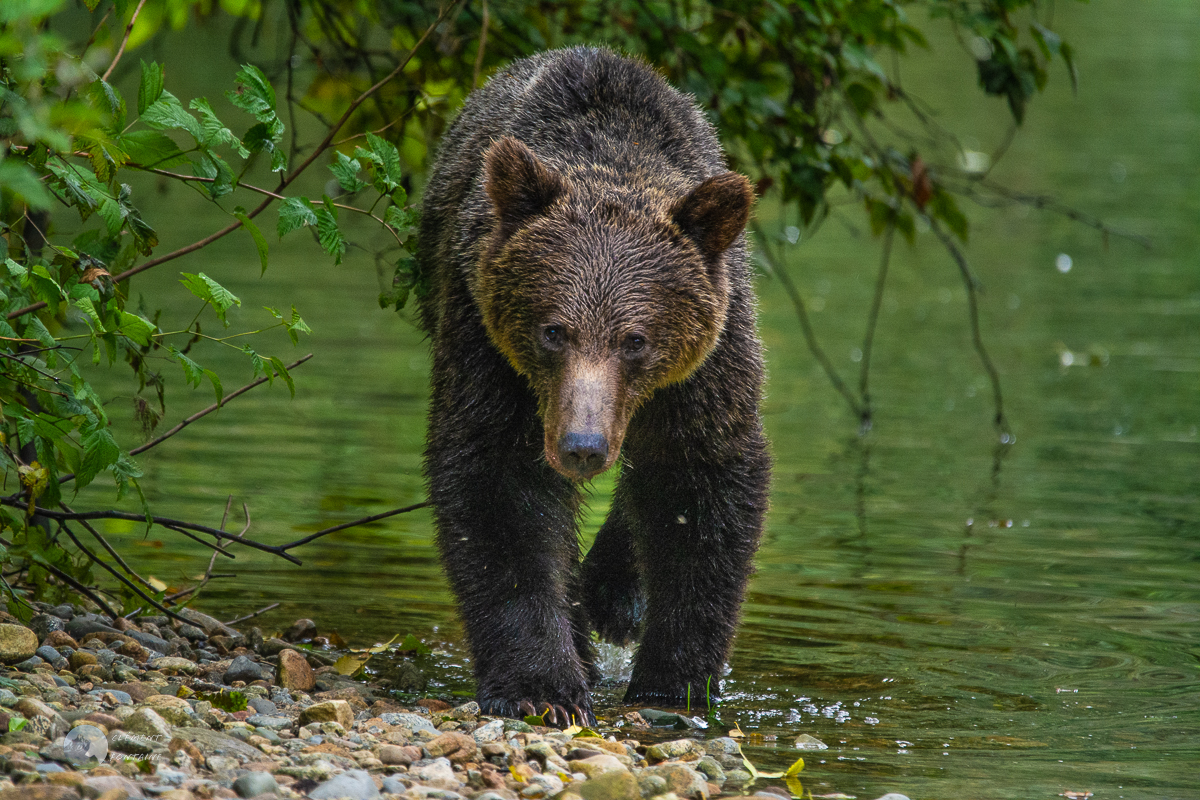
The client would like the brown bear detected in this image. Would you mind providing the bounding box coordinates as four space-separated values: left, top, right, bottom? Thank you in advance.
416 46 769 725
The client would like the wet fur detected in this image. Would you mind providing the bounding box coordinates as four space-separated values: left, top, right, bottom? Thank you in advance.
417 47 770 721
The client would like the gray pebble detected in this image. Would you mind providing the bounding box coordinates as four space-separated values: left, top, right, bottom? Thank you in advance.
224 655 266 684
233 771 279 797
35 645 62 662
381 776 407 794
15 655 43 671
246 714 292 731
248 697 277 715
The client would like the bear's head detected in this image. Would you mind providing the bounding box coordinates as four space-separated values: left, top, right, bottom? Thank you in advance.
476 136 754 482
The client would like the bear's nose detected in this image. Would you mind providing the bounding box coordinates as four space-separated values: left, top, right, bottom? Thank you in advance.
558 432 608 479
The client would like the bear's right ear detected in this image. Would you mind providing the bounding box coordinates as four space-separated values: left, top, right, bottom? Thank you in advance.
671 172 755 260
484 137 565 239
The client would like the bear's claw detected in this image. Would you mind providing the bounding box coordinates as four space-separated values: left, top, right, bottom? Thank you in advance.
483 697 595 728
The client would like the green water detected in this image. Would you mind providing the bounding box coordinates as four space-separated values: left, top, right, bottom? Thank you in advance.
71 1 1198 797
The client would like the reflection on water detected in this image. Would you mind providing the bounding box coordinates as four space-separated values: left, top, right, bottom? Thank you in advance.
76 1 1198 798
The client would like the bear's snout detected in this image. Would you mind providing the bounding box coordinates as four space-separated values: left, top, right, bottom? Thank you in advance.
558 431 609 480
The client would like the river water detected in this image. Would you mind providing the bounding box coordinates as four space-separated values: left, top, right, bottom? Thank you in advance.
75 1 1198 797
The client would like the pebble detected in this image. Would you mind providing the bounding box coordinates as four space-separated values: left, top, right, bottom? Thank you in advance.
232 770 279 797
224 654 266 684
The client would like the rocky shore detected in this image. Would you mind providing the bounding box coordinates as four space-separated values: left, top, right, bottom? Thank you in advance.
0 604 908 800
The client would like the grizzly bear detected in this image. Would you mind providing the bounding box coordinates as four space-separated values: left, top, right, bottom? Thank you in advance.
417 47 769 725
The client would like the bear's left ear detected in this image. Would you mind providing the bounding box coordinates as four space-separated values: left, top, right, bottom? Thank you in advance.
484 137 565 240
671 172 755 260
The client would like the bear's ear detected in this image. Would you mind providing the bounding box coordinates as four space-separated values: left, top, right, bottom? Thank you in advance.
484 137 565 239
671 172 755 259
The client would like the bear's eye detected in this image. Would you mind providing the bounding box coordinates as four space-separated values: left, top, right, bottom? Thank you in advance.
622 333 647 357
541 325 565 350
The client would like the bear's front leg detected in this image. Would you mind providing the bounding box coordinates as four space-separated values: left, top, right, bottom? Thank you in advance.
621 449 769 709
426 421 596 727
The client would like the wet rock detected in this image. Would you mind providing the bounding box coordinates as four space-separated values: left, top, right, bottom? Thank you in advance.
223 655 265 684
448 701 480 719
15 655 43 670
176 608 241 640
0 624 38 664
276 649 315 692
793 734 827 750
233 770 279 797
724 769 753 787
638 709 705 730
704 737 741 756
695 756 726 784
246 714 291 730
646 738 702 762
575 769 641 800
81 774 146 798
637 773 668 797
35 645 62 663
298 699 353 729
124 629 173 654
392 659 429 692
284 618 317 642
871 795 911 800
70 650 99 670
381 776 408 794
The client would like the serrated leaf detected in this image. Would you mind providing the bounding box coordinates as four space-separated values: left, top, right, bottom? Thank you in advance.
117 311 156 346
137 60 164 116
140 90 202 141
233 207 269 274
242 118 286 172
119 129 188 169
366 132 403 192
180 272 241 326
225 64 276 122
202 369 223 405
267 356 294 397
277 196 317 238
330 151 367 193
286 306 311 345
77 425 120 490
316 198 345 265
190 98 249 157
240 344 269 381
166 344 204 387
192 151 235 199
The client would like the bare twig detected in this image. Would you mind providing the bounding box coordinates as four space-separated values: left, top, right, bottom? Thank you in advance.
224 602 280 626
61 503 158 593
58 521 188 624
101 0 149 82
858 223 895 433
36 549 121 619
0 501 303 564
280 501 430 551
753 223 865 420
928 218 1010 435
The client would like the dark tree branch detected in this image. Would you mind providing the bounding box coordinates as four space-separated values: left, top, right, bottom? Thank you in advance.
859 223 896 433
280 501 430 551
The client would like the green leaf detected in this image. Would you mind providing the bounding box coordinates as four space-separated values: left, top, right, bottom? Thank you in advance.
119 129 188 169
202 369 224 405
316 199 345 265
277 196 317 238
242 118 286 172
180 272 241 326
117 311 157 346
166 344 204 387
225 64 276 122
190 98 249 157
330 151 368 193
0 162 53 211
286 306 311 345
140 90 202 141
233 207 269 274
366 132 403 192
267 356 295 397
192 151 235 199
137 60 164 116
240 345 269 381
77 425 120 490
